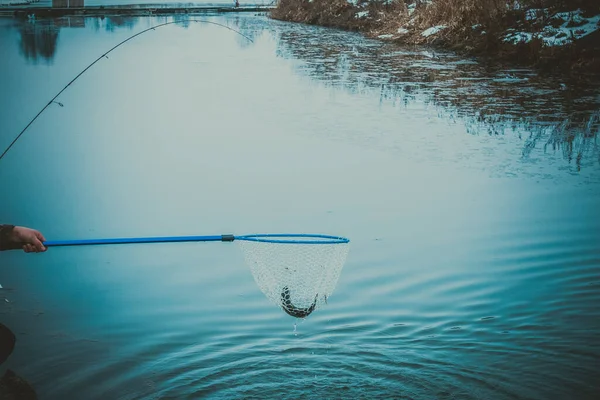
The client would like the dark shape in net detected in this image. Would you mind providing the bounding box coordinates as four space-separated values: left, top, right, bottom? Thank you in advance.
280 286 317 318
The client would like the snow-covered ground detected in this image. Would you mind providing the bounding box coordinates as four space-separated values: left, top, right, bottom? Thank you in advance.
350 1 599 49
421 25 446 37
504 8 600 46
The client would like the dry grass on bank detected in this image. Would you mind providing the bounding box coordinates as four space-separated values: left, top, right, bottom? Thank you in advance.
270 0 600 73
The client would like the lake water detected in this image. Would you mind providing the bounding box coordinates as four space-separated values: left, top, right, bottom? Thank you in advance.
0 12 599 400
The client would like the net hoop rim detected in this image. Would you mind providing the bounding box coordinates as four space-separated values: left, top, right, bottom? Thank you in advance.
236 234 349 244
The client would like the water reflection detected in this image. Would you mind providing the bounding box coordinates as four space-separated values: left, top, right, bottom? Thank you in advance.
15 16 140 64
227 13 268 48
171 13 191 29
18 20 61 64
11 14 600 172
97 16 139 32
270 25 600 172
1 14 599 400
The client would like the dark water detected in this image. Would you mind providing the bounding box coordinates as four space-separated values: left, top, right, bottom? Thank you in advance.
1 13 599 400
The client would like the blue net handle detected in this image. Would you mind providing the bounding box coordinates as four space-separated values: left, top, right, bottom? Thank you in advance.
43 234 349 247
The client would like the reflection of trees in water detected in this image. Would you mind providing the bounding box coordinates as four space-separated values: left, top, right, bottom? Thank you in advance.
18 21 60 64
16 15 141 63
88 15 140 32
144 15 190 29
101 16 139 32
17 17 87 63
172 14 191 29
227 14 267 49
271 23 600 171
521 111 599 171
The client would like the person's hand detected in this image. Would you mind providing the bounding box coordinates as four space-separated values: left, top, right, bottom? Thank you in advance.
10 226 47 253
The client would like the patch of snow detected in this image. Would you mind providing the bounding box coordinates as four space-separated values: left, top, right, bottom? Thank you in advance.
503 31 534 44
421 25 446 37
555 9 587 26
356 10 369 18
397 27 409 34
493 74 529 83
506 11 600 47
540 29 570 46
525 8 549 21
525 9 537 20
472 24 482 30
451 60 479 66
378 34 394 39
407 3 416 16
544 15 600 46
481 31 486 35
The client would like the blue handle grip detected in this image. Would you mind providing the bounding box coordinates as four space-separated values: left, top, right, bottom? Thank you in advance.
43 234 234 247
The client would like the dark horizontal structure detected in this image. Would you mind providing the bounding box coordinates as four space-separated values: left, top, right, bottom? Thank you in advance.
0 3 274 18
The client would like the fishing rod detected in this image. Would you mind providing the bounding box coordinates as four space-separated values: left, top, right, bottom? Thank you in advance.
0 18 254 162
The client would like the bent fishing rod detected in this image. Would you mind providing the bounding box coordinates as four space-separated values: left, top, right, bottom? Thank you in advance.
0 18 253 162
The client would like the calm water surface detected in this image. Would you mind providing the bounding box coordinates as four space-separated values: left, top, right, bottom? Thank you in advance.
0 13 599 400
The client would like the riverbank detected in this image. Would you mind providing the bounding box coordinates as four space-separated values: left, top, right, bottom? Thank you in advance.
270 0 600 77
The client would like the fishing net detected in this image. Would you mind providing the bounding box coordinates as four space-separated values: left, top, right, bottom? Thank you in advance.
237 235 350 318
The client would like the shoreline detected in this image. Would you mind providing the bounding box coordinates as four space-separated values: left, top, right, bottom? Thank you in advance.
1 1 598 78
269 0 600 78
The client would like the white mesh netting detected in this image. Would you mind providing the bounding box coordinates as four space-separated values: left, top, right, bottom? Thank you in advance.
237 238 350 318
